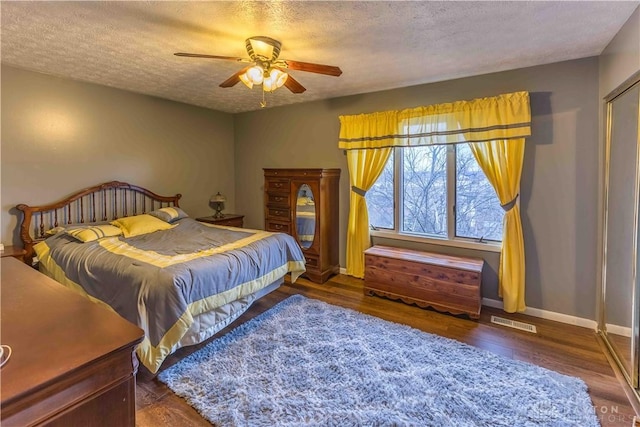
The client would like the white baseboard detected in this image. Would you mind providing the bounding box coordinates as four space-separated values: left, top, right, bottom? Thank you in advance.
482 298 598 331
605 323 632 337
339 267 347 275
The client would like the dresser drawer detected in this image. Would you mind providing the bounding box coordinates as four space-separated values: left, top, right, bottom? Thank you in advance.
212 217 243 227
267 207 290 220
266 193 290 206
265 179 290 193
266 221 290 233
303 253 319 268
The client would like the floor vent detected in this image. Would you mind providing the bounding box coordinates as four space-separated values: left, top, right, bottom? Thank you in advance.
491 316 537 333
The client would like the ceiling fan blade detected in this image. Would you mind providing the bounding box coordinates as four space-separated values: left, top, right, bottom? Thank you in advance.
219 66 252 88
283 74 306 94
282 60 342 77
175 52 248 62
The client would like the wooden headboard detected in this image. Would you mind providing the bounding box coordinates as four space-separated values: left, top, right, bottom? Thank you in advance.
16 181 182 264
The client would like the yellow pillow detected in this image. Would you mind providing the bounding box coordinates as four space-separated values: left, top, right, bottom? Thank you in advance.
46 226 66 236
66 225 123 242
110 214 174 237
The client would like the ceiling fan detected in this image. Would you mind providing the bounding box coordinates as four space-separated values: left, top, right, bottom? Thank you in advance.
175 36 342 96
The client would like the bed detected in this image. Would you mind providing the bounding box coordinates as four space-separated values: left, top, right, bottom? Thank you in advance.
16 181 306 373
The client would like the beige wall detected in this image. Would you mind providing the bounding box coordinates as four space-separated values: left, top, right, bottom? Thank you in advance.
235 58 601 320
1 65 235 245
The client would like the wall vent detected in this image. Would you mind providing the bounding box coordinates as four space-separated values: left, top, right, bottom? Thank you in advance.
491 316 537 333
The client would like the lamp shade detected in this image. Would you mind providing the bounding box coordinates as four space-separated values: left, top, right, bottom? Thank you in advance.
246 66 264 85
239 72 253 89
263 68 288 92
210 192 226 203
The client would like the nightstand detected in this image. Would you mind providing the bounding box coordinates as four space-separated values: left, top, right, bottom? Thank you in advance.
196 214 244 228
1 246 27 262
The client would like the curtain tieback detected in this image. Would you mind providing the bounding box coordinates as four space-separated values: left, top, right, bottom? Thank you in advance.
351 186 367 197
501 194 519 212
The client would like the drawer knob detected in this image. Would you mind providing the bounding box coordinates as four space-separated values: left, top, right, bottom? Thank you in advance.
275 183 282 188
275 224 282 230
275 197 283 202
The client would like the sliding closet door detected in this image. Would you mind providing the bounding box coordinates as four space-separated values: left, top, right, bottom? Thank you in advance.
601 71 640 388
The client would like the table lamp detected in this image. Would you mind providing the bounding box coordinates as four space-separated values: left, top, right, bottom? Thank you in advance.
210 192 226 218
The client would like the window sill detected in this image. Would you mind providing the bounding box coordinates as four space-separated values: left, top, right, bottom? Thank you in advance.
370 230 502 253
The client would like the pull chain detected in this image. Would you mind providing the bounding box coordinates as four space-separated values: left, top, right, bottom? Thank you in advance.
260 89 267 108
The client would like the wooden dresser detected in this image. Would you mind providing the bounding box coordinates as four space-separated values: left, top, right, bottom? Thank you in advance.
364 245 484 318
0 245 27 262
0 257 144 427
264 168 340 283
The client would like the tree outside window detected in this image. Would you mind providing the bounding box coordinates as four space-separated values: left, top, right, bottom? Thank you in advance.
366 143 503 243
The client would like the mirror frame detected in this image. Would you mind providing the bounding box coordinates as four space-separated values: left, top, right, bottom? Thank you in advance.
599 69 640 388
295 183 316 250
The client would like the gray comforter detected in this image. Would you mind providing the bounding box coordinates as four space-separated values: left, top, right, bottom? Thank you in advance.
34 218 306 372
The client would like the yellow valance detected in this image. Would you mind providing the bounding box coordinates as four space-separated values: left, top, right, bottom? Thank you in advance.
338 91 531 150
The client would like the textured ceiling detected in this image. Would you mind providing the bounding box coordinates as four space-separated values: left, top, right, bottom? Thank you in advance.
1 1 638 113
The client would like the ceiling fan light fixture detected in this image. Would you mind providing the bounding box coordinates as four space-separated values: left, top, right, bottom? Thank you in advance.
246 36 281 62
176 35 340 102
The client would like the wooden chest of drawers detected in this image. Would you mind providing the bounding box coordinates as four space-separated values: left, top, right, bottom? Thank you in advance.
1 258 144 426
264 168 340 283
364 245 484 319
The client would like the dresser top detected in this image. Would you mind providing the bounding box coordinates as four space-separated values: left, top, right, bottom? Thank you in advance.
0 258 143 405
264 168 341 178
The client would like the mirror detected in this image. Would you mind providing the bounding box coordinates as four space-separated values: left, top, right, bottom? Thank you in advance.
295 184 316 249
601 70 640 387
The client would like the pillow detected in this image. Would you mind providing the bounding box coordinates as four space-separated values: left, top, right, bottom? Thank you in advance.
66 224 123 242
148 207 189 223
110 214 174 238
46 226 66 236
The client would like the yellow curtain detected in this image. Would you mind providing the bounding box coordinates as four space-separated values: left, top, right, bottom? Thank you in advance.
339 91 531 149
469 139 526 313
338 91 530 310
345 147 392 278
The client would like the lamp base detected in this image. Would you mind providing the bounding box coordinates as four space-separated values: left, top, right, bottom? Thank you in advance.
213 208 224 219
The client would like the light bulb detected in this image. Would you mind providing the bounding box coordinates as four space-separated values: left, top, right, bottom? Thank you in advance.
247 66 264 85
263 75 276 92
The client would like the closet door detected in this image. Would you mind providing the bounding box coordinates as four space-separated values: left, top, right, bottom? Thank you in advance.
600 70 640 388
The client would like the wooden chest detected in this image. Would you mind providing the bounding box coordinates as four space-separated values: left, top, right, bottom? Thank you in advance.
364 245 484 319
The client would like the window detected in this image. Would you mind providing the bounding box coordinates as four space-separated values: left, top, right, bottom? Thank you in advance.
366 143 504 247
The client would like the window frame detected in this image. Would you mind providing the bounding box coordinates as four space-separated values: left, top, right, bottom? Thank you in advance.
369 144 504 253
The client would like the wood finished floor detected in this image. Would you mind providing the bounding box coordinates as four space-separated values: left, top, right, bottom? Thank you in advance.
136 274 637 427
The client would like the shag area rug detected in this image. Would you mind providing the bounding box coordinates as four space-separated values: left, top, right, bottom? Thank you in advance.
158 295 599 426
